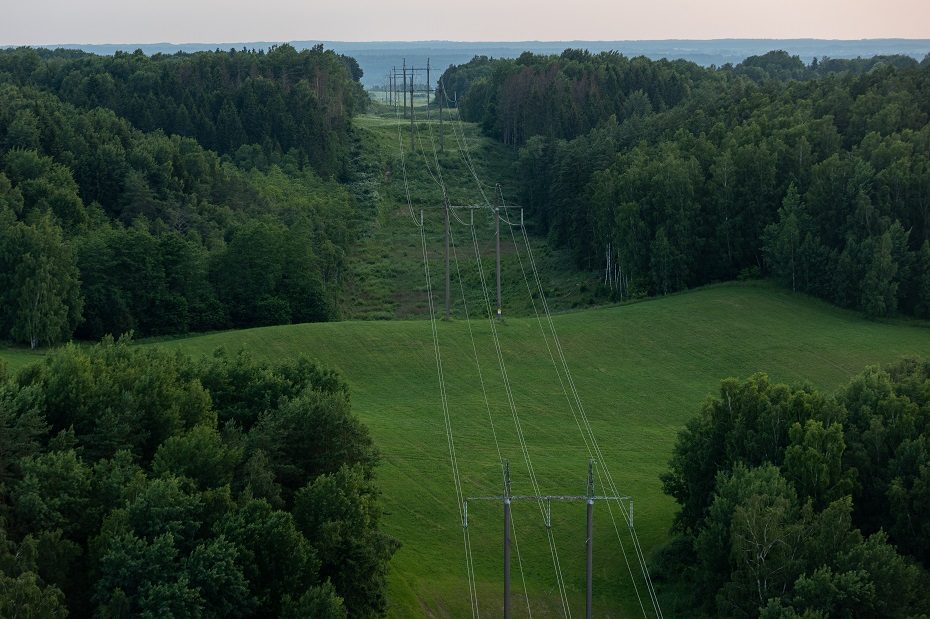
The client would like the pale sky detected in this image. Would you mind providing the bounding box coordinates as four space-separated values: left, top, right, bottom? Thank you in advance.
2 0 929 45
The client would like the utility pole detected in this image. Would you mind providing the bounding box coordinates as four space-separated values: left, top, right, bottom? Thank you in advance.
495 191 502 319
465 460 632 619
503 461 512 619
439 80 444 152
422 204 523 321
444 200 451 320
586 459 594 619
392 61 431 147
410 67 415 148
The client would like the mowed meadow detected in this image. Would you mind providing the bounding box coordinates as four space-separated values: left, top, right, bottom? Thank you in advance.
3 281 929 617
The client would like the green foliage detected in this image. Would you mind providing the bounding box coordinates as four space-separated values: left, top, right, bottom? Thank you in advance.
662 361 930 617
763 184 809 292
195 348 347 429
702 464 802 615
0 571 67 619
213 499 317 616
861 230 901 317
118 476 205 543
211 220 331 327
250 390 377 501
281 582 347 619
0 380 47 483
661 373 842 534
0 214 82 348
16 337 213 461
451 52 930 316
184 536 254 618
4 281 930 615
3 149 86 229
0 45 366 177
737 51 807 81
0 47 363 343
0 339 394 616
293 465 398 617
93 532 201 618
12 450 93 540
75 224 222 339
152 425 242 489
840 358 930 563
443 50 707 145
782 419 855 509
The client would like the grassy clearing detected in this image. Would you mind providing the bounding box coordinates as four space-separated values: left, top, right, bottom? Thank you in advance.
3 282 929 616
340 104 603 321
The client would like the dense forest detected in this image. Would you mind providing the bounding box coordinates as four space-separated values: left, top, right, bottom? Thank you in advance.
0 45 368 347
657 358 930 617
440 50 930 318
0 339 396 617
0 46 367 176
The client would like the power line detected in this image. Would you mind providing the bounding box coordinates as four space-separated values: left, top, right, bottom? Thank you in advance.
516 222 664 618
418 218 480 616
450 222 535 618
508 221 650 618
465 214 573 617
405 71 664 618
443 81 665 618
396 80 481 617
411 89 573 616
466 459 634 619
491 180 651 617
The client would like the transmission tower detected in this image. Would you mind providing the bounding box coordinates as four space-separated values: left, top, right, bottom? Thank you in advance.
420 204 522 321
466 460 633 619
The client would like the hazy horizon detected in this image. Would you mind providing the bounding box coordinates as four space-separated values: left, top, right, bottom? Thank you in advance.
3 0 930 46
10 37 930 47
16 39 928 88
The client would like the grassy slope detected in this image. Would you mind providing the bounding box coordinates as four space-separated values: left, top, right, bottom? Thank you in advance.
3 282 929 617
339 105 603 321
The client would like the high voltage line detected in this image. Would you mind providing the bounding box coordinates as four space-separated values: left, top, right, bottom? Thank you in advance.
444 98 648 616
449 221 536 619
442 81 661 618
408 69 573 617
392 64 664 618
393 75 481 617
438 82 664 618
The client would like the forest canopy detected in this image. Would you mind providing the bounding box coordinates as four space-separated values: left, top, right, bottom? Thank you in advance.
657 358 930 617
0 46 368 347
0 338 396 617
0 45 367 177
440 50 930 318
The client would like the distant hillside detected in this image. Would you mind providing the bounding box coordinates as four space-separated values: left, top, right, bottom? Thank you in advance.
10 39 930 86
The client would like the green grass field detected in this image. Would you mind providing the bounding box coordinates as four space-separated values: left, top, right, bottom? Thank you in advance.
340 108 604 321
3 282 929 617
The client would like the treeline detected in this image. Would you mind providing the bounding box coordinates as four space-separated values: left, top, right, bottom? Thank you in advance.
443 49 710 146
657 358 930 617
0 48 361 347
442 50 930 318
0 339 396 617
0 44 367 177
442 50 928 145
